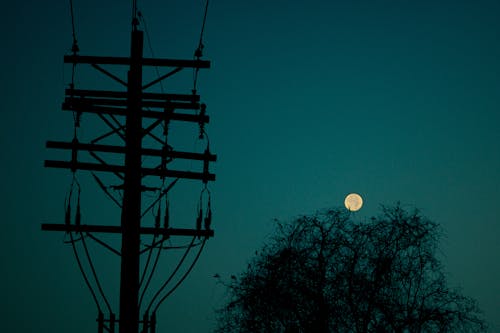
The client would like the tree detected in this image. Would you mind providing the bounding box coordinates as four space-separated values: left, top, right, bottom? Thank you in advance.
215 204 487 333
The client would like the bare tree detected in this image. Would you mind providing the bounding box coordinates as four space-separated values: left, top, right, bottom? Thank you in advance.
215 204 486 333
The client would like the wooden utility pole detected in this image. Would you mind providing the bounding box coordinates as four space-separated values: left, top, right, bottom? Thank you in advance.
119 27 143 333
43 8 215 333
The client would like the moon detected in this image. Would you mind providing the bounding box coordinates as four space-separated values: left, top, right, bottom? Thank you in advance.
344 193 363 212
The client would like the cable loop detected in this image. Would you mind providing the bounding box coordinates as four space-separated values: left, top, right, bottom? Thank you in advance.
197 185 212 232
63 175 105 313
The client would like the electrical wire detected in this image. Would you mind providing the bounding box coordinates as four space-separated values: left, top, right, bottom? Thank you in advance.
86 232 121 256
139 199 162 290
151 238 207 314
141 178 179 218
62 2 103 306
139 12 164 94
200 127 211 149
139 234 158 286
139 186 167 304
69 0 79 53
145 236 196 313
65 0 115 317
91 172 123 208
193 0 210 92
64 234 84 244
199 184 211 206
65 175 109 314
187 128 211 173
139 236 167 308
142 241 202 251
80 231 113 314
198 0 210 50
69 231 102 313
70 59 79 131
68 0 81 131
75 184 112 313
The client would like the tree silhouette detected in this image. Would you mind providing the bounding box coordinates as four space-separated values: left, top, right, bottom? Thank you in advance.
215 204 486 333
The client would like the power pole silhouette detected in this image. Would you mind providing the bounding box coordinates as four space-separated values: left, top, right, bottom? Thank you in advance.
43 5 215 333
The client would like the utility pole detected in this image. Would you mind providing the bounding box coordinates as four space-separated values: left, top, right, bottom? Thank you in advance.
120 26 143 333
43 6 215 333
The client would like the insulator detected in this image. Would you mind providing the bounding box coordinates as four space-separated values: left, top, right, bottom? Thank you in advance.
163 107 172 136
194 46 203 59
198 103 206 139
72 41 79 54
75 111 82 128
196 207 202 231
203 147 210 184
204 214 211 230
204 198 212 230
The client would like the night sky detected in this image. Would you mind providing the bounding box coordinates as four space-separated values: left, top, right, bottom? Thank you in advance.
2 0 500 332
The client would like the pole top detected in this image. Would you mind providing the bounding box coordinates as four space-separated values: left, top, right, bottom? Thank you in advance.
132 0 139 30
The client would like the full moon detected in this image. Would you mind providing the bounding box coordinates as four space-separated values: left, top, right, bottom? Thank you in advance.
344 193 363 211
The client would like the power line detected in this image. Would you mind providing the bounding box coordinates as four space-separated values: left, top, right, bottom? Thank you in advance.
81 231 113 314
146 236 196 313
193 0 210 92
69 230 102 313
152 238 207 314
139 234 158 287
139 236 166 308
69 0 79 53
139 11 165 94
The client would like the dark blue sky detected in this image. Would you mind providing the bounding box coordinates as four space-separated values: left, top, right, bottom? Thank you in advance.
2 0 500 332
